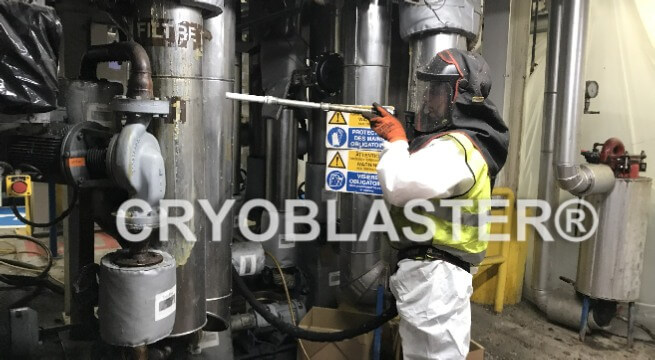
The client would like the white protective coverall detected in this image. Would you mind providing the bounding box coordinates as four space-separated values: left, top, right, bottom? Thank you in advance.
377 136 482 360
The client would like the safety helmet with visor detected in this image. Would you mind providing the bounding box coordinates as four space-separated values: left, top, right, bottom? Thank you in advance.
414 57 462 134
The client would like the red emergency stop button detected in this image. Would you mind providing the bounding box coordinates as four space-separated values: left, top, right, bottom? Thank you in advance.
11 181 27 194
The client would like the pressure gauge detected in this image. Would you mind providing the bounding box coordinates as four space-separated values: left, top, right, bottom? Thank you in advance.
585 81 599 99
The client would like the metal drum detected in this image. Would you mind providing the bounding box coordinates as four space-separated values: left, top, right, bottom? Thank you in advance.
576 177 652 301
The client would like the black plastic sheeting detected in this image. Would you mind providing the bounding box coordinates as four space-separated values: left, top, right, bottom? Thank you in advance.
0 1 62 114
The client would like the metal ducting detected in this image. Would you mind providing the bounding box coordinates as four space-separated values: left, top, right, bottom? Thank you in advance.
552 0 614 197
399 0 481 42
134 0 207 336
400 0 478 126
203 0 236 331
339 0 391 306
531 0 615 312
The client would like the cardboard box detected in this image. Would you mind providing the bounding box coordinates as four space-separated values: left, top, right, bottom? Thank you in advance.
297 307 376 360
297 307 485 360
467 340 485 360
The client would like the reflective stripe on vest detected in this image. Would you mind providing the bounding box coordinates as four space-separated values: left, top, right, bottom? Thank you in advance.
390 132 491 265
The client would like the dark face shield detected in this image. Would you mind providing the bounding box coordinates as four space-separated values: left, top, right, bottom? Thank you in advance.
414 80 455 133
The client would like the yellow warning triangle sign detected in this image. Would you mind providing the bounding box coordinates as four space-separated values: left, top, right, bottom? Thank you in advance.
328 112 347 125
328 152 346 169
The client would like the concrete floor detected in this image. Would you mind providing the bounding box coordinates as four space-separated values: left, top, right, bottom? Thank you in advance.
471 302 655 360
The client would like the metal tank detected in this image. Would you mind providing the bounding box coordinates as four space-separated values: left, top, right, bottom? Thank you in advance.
134 0 207 336
339 0 391 306
576 178 652 301
203 0 236 330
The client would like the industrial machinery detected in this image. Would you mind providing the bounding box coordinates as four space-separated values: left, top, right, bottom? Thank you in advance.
1 0 651 359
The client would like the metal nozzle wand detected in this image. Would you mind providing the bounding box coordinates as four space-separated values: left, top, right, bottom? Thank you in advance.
225 92 393 115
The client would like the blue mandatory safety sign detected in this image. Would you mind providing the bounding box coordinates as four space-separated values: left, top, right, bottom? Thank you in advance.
327 128 347 148
347 128 384 150
346 172 382 195
0 206 26 228
326 170 346 190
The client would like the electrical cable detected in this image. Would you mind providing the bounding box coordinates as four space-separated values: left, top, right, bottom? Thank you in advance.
10 186 79 228
264 250 310 359
232 264 398 342
0 234 53 287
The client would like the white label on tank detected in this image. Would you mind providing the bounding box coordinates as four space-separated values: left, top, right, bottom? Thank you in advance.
239 255 257 276
329 271 340 286
155 285 176 321
199 331 220 349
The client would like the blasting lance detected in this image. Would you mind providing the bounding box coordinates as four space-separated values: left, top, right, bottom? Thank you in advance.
225 92 394 115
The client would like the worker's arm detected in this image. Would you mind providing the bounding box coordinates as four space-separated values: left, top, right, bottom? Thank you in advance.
376 137 475 207
362 103 476 206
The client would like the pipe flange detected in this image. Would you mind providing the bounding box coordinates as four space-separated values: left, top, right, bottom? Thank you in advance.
115 208 160 231
110 96 170 117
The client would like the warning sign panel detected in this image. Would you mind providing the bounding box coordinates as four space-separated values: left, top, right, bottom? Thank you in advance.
325 110 388 151
328 152 346 169
325 149 382 195
328 112 347 125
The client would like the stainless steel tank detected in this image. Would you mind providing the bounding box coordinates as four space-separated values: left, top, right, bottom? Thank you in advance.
576 178 652 301
134 0 207 336
203 0 235 329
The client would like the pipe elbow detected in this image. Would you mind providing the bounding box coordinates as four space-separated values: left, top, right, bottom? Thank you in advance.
555 163 615 196
80 41 153 99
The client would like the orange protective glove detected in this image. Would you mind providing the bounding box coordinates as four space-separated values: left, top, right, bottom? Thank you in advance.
362 102 408 143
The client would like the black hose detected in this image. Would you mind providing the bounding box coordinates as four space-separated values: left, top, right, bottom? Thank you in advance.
0 234 53 287
11 186 78 228
232 265 397 342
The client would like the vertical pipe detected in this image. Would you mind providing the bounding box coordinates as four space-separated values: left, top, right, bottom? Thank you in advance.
301 0 340 308
48 182 58 256
134 0 207 336
307 0 338 223
266 108 298 210
203 0 236 330
532 0 563 308
340 0 391 306
263 108 298 267
553 0 595 195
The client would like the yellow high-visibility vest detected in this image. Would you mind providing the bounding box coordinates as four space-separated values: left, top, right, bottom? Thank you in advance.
390 132 491 265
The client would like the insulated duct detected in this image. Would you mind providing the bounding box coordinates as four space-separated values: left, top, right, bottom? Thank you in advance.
203 0 236 331
134 0 207 336
400 0 479 117
259 20 307 269
339 0 391 306
398 0 481 42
